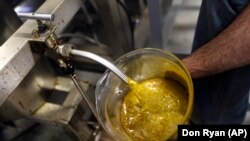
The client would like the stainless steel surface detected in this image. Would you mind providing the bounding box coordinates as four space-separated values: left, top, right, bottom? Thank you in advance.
134 9 150 49
0 56 93 140
0 57 56 122
71 49 130 84
0 57 88 123
147 0 163 48
0 0 82 106
163 0 199 55
17 12 54 21
33 76 88 124
0 0 173 140
94 0 133 59
162 0 183 52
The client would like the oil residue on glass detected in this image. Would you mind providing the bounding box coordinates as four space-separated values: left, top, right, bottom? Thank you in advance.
120 78 188 141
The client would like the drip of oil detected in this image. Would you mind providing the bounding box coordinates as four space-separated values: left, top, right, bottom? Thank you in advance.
120 78 188 141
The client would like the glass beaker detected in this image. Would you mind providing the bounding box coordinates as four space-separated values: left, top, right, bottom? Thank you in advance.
95 48 193 141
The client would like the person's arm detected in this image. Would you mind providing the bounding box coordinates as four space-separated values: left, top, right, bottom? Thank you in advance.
182 5 250 78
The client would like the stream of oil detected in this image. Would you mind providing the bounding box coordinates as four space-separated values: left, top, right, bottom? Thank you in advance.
120 78 188 141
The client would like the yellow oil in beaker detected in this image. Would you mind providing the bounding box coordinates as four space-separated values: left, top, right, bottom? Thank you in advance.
120 58 190 141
